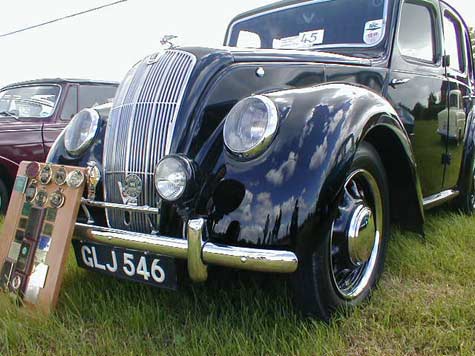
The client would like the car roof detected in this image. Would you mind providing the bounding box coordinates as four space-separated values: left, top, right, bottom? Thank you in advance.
230 0 468 28
1 78 119 89
229 0 313 24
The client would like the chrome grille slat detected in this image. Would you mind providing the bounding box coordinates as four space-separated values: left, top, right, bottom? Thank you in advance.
103 50 197 233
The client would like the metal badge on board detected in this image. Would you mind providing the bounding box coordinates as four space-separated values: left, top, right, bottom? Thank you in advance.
66 170 85 189
39 164 53 185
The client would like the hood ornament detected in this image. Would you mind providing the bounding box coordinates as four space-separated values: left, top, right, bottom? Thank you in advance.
160 34 178 49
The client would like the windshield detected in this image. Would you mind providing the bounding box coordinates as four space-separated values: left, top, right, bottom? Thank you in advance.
0 85 61 118
227 0 388 51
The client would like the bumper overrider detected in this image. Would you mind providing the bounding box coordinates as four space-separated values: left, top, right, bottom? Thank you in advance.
75 199 298 282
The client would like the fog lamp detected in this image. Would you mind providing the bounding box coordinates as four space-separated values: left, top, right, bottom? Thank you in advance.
154 156 191 201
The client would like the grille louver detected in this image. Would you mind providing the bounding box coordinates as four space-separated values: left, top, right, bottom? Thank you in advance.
103 50 196 233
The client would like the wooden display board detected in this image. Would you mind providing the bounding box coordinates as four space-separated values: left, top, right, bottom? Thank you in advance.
0 161 86 314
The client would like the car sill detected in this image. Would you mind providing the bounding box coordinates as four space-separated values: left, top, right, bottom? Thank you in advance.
423 189 459 210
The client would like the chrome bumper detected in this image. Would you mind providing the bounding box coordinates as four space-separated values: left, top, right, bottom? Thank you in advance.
74 219 298 282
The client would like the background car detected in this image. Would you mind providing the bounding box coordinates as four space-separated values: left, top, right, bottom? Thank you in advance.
0 78 118 212
48 0 474 321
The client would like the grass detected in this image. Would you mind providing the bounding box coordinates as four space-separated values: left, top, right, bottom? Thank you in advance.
0 210 474 355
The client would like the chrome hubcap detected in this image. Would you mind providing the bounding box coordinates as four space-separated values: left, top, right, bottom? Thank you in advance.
330 169 383 300
347 205 376 265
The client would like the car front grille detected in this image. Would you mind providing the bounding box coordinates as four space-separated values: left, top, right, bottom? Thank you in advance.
102 50 196 233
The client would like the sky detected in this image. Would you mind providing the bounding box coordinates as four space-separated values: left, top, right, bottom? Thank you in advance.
0 0 474 88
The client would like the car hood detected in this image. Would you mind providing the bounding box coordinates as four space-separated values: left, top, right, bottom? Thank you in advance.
226 47 373 66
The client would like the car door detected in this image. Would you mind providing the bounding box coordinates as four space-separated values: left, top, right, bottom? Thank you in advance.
42 84 78 155
439 4 474 190
386 0 447 197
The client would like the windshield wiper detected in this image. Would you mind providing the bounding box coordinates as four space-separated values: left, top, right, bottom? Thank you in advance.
0 111 20 120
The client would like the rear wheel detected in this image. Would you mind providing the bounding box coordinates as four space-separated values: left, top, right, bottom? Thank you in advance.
458 161 475 215
292 142 390 321
0 178 9 214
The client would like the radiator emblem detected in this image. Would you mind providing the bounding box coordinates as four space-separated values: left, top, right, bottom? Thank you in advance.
118 174 142 206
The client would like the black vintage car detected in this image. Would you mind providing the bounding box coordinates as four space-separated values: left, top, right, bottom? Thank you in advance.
48 0 475 320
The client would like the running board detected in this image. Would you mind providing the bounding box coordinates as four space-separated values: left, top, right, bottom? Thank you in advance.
423 189 459 210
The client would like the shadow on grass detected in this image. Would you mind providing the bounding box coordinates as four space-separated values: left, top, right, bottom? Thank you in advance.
57 205 464 328
58 263 306 325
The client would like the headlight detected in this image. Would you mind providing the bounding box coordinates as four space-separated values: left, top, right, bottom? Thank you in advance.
154 156 191 201
64 109 100 156
223 95 279 158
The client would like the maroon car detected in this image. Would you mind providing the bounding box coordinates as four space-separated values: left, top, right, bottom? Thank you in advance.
0 78 118 212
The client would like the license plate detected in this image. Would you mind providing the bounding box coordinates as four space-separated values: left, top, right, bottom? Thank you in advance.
72 240 177 290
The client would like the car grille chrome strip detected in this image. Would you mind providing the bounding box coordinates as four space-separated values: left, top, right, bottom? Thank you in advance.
103 50 197 233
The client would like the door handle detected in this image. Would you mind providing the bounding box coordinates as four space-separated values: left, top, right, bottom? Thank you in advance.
389 78 410 88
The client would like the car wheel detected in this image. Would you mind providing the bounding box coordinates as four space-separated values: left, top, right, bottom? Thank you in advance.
292 142 390 321
458 162 475 215
0 178 9 214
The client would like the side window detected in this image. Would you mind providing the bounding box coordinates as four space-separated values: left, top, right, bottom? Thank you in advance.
60 86 78 120
398 2 436 63
78 85 117 111
443 13 465 73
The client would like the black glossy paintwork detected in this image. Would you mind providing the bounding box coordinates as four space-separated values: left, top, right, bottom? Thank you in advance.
196 83 421 246
48 0 474 248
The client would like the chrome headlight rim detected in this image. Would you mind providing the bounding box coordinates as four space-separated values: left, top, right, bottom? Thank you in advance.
154 155 194 202
64 108 100 157
223 95 279 159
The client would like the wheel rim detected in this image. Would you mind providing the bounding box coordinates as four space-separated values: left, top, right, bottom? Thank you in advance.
330 169 383 300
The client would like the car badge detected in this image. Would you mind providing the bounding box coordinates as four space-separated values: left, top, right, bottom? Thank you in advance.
13 176 28 194
39 164 53 185
118 174 142 206
146 52 163 65
66 170 85 189
25 162 40 179
25 180 38 202
10 274 22 291
86 161 101 200
35 189 48 207
48 189 65 209
53 166 67 186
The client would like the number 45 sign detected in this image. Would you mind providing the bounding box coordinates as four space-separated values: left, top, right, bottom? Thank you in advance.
299 29 325 47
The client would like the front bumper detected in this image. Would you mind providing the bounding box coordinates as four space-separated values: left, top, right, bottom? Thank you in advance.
74 217 298 283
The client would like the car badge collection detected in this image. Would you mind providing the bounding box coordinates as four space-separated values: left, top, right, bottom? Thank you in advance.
0 162 87 313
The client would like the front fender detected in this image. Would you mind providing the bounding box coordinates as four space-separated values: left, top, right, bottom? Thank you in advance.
203 83 423 247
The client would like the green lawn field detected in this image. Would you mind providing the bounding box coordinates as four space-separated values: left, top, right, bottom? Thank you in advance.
0 210 474 355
